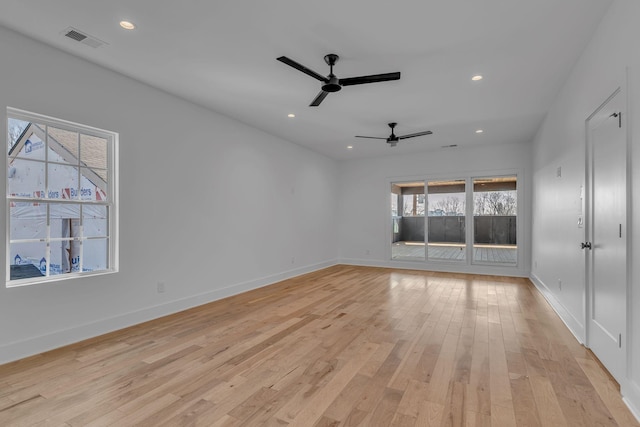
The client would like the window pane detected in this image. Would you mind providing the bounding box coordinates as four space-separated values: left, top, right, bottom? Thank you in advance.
49 204 81 223
83 205 108 238
428 179 466 261
391 193 398 217
49 239 78 275
83 238 109 272
473 176 517 264
9 121 47 161
10 241 47 279
10 203 47 240
391 182 425 260
80 134 107 169
8 117 31 154
48 164 79 200
81 167 108 201
7 158 45 198
47 126 78 165
402 194 425 216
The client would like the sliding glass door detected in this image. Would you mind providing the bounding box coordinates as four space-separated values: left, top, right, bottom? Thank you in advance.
390 182 425 260
390 174 518 267
427 179 466 261
472 176 517 264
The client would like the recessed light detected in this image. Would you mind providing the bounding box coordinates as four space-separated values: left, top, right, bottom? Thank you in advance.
471 75 483 81
475 129 484 134
287 113 295 118
119 21 136 30
347 145 353 150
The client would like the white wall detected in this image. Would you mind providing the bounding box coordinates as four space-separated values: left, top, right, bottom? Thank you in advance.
0 25 339 363
530 0 640 417
337 142 532 278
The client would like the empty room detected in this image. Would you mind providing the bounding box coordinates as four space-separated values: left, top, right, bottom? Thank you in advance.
1 0 640 425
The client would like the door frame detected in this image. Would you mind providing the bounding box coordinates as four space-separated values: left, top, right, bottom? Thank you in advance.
584 81 631 383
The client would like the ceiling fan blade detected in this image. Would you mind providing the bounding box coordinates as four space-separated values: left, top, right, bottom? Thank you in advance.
277 56 329 82
354 136 388 140
398 130 433 140
310 90 329 106
339 72 401 86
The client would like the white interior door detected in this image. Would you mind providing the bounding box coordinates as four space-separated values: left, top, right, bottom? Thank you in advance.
586 88 627 383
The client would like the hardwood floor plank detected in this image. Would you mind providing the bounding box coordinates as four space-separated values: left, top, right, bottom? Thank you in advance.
439 380 466 427
0 265 636 426
396 379 429 419
284 341 379 425
464 336 491 416
491 404 518 427
509 374 542 427
576 357 640 427
415 401 444 426
488 322 513 409
367 387 404 427
321 373 371 421
528 374 568 427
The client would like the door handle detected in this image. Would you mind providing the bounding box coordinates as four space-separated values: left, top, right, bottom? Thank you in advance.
581 242 592 250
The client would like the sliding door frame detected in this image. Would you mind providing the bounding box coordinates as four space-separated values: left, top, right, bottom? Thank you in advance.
387 168 524 274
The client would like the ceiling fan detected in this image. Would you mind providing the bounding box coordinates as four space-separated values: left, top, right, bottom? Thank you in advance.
276 54 400 106
355 122 433 147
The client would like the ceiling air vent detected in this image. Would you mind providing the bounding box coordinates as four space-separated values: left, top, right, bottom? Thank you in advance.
62 27 107 48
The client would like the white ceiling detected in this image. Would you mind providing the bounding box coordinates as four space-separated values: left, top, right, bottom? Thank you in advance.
0 0 613 160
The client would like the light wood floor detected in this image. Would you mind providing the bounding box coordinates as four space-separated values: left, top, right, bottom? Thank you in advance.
1 265 638 426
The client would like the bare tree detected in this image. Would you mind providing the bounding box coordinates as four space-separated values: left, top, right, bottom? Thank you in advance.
474 191 516 215
434 196 465 215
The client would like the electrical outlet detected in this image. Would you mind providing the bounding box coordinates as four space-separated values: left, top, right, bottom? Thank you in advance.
558 279 562 290
157 282 165 293
291 256 295 264
365 249 370 255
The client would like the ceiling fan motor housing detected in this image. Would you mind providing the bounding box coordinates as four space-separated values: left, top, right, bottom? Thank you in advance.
322 75 342 92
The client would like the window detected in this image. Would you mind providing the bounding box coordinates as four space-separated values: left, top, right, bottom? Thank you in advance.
6 108 118 286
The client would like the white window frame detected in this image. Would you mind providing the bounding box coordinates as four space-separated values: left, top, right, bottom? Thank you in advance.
6 107 119 287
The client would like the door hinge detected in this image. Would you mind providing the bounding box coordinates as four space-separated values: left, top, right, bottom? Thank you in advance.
619 333 622 348
620 224 622 238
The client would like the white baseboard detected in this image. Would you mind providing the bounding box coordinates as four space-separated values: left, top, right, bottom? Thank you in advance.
528 272 585 344
622 379 640 423
0 259 338 365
